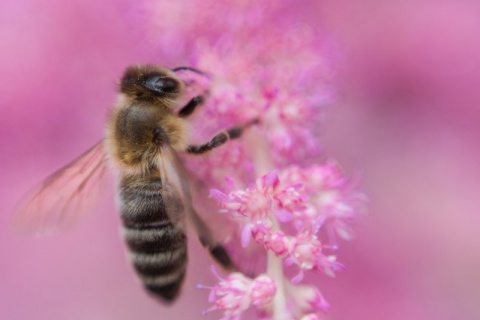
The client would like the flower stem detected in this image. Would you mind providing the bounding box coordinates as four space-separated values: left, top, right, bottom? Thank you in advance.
248 130 289 320
267 219 289 320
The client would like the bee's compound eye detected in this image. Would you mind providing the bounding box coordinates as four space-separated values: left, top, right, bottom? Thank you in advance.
142 76 179 95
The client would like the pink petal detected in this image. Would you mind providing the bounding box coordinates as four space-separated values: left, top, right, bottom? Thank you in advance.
291 270 304 284
210 189 231 203
208 289 216 303
273 209 293 222
264 170 279 189
241 224 253 248
284 257 294 267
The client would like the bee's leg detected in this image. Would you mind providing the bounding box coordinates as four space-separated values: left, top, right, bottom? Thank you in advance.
186 118 259 154
200 238 234 271
173 66 210 118
187 207 234 270
178 96 204 118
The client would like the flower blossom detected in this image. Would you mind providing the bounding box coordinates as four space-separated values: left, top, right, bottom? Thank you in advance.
286 232 344 282
207 169 358 319
211 171 306 248
280 162 367 244
146 1 367 319
258 228 344 282
263 231 290 258
200 267 276 320
291 285 330 314
250 275 277 306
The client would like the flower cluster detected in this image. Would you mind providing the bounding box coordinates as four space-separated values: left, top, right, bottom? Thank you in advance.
279 162 367 245
146 1 366 319
210 171 306 248
205 166 363 319
199 267 276 320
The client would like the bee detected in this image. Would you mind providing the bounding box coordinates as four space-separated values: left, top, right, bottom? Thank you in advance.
16 65 257 303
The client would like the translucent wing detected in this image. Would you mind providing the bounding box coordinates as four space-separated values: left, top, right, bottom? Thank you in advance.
15 141 109 235
159 147 235 271
155 147 189 229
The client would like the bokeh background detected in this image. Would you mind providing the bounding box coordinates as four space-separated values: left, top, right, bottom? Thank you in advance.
2 0 480 319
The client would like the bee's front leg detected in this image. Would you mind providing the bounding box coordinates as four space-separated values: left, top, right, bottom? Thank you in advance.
177 96 205 118
186 118 259 154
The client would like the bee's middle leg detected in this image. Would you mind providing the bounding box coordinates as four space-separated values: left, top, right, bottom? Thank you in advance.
186 119 259 154
188 207 235 271
199 237 234 271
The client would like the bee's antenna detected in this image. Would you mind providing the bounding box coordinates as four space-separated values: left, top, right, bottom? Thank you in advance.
172 66 212 79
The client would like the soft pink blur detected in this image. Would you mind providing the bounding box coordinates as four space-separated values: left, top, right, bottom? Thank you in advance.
2 0 480 320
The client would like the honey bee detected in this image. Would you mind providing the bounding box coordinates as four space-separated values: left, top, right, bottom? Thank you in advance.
17 65 257 303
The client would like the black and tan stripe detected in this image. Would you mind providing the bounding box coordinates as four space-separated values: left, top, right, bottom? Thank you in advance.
122 221 186 254
143 270 186 302
119 178 170 226
130 242 187 302
119 177 188 302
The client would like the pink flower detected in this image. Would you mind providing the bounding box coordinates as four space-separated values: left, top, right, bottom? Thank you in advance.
263 231 290 258
251 224 272 245
274 184 307 216
211 171 279 223
307 162 367 243
286 232 344 282
211 171 290 247
291 285 330 313
279 163 367 242
201 267 276 320
210 166 357 318
202 270 252 320
250 275 277 306
288 232 323 271
144 2 366 319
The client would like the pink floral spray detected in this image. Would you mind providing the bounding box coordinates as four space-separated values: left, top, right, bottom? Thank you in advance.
148 1 367 319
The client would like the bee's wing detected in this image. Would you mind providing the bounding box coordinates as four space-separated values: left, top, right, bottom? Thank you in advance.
15 141 109 235
155 147 189 229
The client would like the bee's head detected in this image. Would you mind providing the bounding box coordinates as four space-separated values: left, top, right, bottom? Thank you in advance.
120 65 184 103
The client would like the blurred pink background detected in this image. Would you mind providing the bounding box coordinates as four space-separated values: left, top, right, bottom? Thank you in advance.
2 0 480 319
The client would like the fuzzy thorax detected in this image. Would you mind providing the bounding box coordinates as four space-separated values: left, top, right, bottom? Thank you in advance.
106 93 188 175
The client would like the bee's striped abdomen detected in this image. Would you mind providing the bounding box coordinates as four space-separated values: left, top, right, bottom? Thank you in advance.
119 178 187 302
